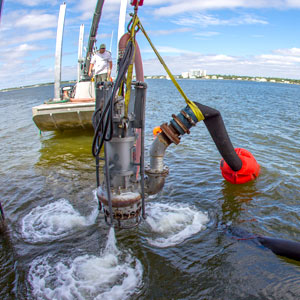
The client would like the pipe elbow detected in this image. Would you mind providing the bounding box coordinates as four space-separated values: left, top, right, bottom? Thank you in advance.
149 136 168 170
145 135 169 195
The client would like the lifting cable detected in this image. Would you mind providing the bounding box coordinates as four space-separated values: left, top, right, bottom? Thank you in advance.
92 6 205 157
123 14 139 117
134 15 204 122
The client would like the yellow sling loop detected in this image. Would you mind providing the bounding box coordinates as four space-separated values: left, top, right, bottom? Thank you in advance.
136 17 204 122
124 15 139 117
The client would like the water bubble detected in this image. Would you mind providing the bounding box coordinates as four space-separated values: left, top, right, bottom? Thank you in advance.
21 199 98 243
28 228 143 300
145 202 209 248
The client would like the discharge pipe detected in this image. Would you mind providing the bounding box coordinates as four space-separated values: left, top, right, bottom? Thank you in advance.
145 102 260 194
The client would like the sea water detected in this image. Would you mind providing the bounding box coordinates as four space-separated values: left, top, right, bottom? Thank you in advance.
0 79 299 299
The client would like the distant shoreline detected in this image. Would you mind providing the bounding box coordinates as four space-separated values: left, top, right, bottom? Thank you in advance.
1 75 299 92
144 74 300 85
0 80 76 92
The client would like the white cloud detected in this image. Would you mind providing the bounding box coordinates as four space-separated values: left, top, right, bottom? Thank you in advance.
273 47 300 56
98 32 114 39
0 43 44 86
0 43 43 87
153 0 300 16
205 54 238 62
148 27 192 36
2 9 58 32
14 0 58 6
143 45 196 54
194 31 220 37
76 0 122 20
242 15 268 25
61 65 77 81
249 48 300 69
0 65 54 88
173 13 268 27
286 0 300 8
258 53 300 64
0 43 42 60
141 47 300 79
1 1 299 89
15 12 57 30
0 30 55 47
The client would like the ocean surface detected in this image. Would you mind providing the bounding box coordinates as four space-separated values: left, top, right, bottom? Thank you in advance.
0 79 299 299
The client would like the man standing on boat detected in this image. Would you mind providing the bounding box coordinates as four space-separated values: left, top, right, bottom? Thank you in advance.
88 43 112 82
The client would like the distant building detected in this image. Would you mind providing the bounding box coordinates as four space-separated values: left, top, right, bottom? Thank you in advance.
189 70 201 77
181 72 189 78
190 69 207 77
181 69 207 78
256 78 267 82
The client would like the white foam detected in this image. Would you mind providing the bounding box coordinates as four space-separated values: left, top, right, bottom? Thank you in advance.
98 188 140 201
145 202 209 248
21 198 98 243
113 191 141 200
28 228 143 300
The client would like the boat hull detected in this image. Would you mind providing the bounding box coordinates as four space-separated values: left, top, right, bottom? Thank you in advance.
32 102 95 131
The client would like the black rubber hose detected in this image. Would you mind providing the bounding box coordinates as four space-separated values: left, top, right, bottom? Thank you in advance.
226 226 300 262
0 201 4 221
194 102 242 172
257 236 300 261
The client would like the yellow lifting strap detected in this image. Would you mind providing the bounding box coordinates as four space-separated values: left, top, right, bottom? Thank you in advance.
124 15 139 117
137 17 204 122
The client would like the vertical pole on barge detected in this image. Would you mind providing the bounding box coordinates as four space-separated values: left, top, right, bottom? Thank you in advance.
77 24 85 82
117 0 127 58
0 0 4 24
54 2 66 101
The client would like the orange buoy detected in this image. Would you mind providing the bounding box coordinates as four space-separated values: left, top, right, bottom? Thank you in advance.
153 126 162 137
220 148 260 184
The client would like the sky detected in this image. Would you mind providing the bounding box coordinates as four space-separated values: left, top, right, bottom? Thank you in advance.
1 0 300 89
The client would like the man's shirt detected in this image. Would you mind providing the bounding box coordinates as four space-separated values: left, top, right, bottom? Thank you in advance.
91 51 112 75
